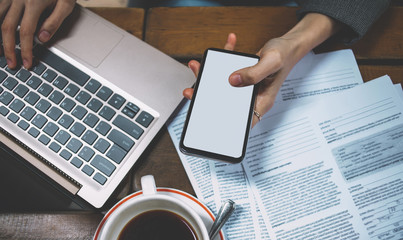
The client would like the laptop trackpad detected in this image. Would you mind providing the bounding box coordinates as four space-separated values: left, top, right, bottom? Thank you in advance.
51 9 123 68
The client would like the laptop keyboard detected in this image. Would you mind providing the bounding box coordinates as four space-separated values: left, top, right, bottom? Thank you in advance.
0 44 155 186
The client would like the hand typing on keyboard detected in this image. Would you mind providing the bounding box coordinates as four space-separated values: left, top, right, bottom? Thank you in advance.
0 0 75 70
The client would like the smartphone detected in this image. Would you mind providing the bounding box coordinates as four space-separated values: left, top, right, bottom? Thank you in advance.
180 48 259 163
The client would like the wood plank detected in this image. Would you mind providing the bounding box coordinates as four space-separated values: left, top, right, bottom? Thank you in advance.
132 127 195 196
0 213 103 240
145 6 403 60
360 65 403 84
88 7 145 39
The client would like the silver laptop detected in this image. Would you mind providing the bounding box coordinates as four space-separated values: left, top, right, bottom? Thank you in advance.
0 5 194 208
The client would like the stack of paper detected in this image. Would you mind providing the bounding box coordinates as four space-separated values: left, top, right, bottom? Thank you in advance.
167 49 403 240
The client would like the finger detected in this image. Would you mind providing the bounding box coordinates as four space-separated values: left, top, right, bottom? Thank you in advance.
1 0 24 68
188 60 200 78
0 0 12 56
182 88 194 100
37 0 75 43
229 50 282 87
19 3 49 69
223 33 236 51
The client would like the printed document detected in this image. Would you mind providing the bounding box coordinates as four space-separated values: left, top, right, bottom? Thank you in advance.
167 50 403 239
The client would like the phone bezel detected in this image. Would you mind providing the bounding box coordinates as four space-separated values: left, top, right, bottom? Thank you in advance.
179 48 259 163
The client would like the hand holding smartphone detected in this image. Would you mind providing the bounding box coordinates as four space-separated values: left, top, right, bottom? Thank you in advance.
180 48 259 163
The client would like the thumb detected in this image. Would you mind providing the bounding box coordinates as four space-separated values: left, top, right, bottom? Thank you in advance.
229 52 282 87
38 1 75 42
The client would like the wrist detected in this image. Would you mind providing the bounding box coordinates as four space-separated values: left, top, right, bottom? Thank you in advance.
280 13 341 59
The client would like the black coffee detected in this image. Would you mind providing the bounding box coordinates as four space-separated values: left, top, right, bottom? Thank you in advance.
118 209 198 240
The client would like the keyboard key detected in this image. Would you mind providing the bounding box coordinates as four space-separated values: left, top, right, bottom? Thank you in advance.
96 86 113 101
95 121 111 136
0 86 2 94
32 114 47 129
27 76 42 89
64 83 79 97
94 138 110 154
0 70 7 83
0 56 7 68
24 91 40 105
37 83 53 97
122 105 139 119
83 113 99 128
60 98 76 112
66 138 82 153
87 98 102 112
5 66 19 75
91 155 115 177
55 130 71 145
16 69 31 82
58 114 74 129
113 115 144 140
35 99 51 113
93 173 107 185
0 91 14 105
82 130 98 145
34 45 90 86
7 112 19 123
47 106 63 121
43 122 59 137
28 127 40 138
136 111 154 128
60 149 72 160
38 134 50 145
72 105 87 120
107 129 134 152
49 90 64 104
21 106 36 121
78 146 95 162
71 157 83 168
42 69 57 82
17 119 30 130
7 113 20 123
82 165 94 176
13 84 29 98
99 106 115 121
85 79 101 93
32 62 46 76
106 144 126 164
53 76 68 90
76 90 91 105
49 142 61 153
3 77 18 90
70 122 86 137
108 94 126 110
0 106 9 116
10 99 25 113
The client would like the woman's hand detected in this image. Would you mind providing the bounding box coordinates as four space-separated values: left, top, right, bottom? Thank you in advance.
0 0 76 69
183 13 340 127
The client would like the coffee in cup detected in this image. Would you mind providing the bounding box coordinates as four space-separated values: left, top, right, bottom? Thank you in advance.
97 175 209 240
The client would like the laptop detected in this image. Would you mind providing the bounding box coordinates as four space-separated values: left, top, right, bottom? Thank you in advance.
0 5 194 209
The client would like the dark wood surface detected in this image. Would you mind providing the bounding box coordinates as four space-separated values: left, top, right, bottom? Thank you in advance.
1 6 403 240
145 6 403 62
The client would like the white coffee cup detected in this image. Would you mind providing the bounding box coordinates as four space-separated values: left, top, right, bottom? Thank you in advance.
97 175 210 240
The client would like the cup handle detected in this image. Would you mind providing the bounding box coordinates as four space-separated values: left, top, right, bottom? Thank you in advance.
141 175 157 195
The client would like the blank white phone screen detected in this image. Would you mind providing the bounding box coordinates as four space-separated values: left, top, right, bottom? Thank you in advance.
183 50 258 158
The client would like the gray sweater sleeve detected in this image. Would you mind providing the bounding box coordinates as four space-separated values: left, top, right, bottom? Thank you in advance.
296 0 391 44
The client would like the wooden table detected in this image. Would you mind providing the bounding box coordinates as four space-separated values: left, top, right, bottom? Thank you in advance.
1 5 403 239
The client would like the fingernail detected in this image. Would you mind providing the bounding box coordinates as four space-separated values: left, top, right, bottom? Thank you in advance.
23 59 29 69
6 58 13 67
229 74 242 86
38 31 51 42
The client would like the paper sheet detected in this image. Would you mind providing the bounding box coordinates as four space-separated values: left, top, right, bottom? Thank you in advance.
166 49 383 239
244 76 403 239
